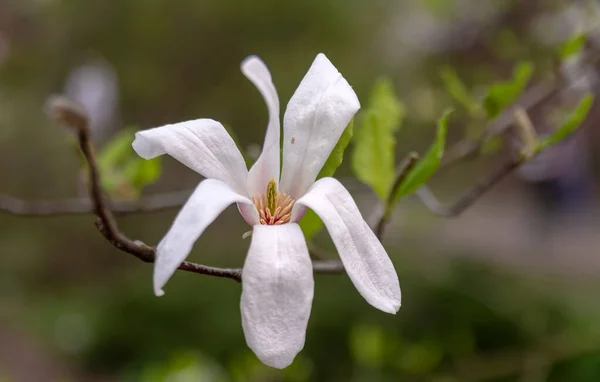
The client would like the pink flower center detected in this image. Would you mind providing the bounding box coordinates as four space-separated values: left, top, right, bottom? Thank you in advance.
252 179 295 225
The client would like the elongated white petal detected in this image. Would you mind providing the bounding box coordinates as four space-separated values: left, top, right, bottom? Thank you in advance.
154 179 255 296
242 56 281 197
133 119 248 195
280 54 360 199
295 178 401 314
241 223 314 369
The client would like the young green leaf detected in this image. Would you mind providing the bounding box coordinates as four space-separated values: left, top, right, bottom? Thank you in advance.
98 128 137 170
440 67 481 117
123 157 163 189
394 109 452 200
483 61 534 119
560 33 587 59
352 79 405 201
539 94 594 151
317 119 354 179
98 127 163 199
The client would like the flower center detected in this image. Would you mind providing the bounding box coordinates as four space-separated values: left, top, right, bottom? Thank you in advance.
252 178 295 225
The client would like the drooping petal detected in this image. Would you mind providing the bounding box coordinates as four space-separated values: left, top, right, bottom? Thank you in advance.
133 119 249 195
241 223 314 369
294 177 401 314
279 54 360 199
242 56 281 197
153 179 256 297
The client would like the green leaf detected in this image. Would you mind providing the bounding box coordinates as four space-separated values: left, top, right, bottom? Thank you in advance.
317 119 354 178
300 120 354 239
394 109 452 200
440 67 481 116
539 94 594 151
560 33 587 59
97 127 163 199
483 61 534 119
123 156 163 189
352 79 405 201
98 128 136 170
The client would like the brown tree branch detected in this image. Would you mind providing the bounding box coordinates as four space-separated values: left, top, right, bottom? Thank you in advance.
415 156 524 218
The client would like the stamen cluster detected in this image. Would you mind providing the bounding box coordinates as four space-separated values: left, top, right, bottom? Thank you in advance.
253 179 294 225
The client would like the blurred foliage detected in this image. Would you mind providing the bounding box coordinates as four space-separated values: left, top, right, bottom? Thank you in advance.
560 33 588 59
539 94 595 152
97 128 162 199
394 108 451 201
483 61 534 119
440 67 482 119
352 79 405 201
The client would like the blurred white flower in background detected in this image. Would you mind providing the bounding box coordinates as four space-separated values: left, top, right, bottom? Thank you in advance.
65 55 118 140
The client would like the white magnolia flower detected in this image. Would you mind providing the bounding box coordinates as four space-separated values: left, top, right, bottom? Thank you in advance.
132 53 401 369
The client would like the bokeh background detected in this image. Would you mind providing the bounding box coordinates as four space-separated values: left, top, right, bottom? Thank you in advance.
2 0 600 381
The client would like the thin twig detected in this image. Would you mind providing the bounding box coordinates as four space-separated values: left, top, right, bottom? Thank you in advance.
48 97 246 282
374 152 420 239
0 190 192 217
416 156 524 218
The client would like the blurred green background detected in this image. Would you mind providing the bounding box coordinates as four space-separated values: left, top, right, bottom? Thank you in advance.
2 0 600 381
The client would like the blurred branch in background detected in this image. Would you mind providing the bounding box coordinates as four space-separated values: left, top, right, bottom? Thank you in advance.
0 190 191 216
441 49 599 170
414 107 537 217
416 158 523 218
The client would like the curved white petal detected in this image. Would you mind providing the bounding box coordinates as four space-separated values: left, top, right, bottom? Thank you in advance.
237 202 260 226
132 119 248 195
154 179 255 296
279 54 360 199
241 223 314 369
242 56 281 197
294 177 401 314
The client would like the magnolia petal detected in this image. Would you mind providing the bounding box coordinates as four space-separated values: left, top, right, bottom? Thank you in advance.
133 119 248 195
237 202 260 226
154 179 254 296
279 54 360 199
241 223 314 369
242 56 281 197
294 177 401 314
